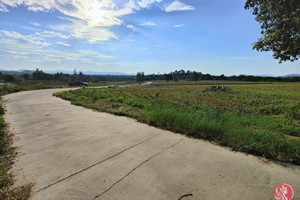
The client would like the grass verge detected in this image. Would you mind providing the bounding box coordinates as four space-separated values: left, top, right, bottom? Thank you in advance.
0 100 32 199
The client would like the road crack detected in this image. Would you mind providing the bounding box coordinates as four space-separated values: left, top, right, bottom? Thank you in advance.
93 137 183 200
37 134 159 193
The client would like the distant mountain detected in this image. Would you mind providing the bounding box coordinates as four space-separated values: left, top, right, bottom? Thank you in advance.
0 69 134 76
255 74 275 77
255 74 300 78
282 74 300 77
0 69 34 75
83 71 134 76
44 70 134 76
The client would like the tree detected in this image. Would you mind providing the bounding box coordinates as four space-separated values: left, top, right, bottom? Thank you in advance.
33 68 43 80
165 74 173 81
190 71 199 81
4 74 16 82
245 0 300 62
136 72 145 82
22 74 30 80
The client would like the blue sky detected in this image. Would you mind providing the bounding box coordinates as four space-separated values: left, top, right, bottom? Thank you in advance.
0 0 299 75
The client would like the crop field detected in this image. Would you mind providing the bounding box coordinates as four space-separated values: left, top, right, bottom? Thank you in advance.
55 82 300 165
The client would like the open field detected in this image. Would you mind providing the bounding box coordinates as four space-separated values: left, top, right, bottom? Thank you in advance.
55 81 300 165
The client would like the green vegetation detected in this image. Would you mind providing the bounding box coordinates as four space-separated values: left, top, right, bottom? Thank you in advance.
0 82 68 96
245 0 299 62
55 82 300 165
0 103 7 187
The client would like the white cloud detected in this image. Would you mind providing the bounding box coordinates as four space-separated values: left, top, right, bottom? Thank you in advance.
0 0 136 42
0 0 168 42
30 22 41 26
124 0 139 10
0 30 50 47
165 0 195 12
78 50 114 59
0 3 8 12
174 24 185 28
0 32 114 67
56 41 72 47
47 23 74 33
0 30 23 39
21 25 40 31
127 39 135 42
28 6 45 12
137 0 162 8
35 31 69 39
126 24 138 31
46 57 62 63
72 24 117 43
126 24 135 28
140 22 157 26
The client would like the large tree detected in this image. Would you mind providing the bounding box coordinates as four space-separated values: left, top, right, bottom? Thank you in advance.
245 0 300 62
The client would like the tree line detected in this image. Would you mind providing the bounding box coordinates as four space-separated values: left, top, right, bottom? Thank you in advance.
29 69 135 82
1 69 299 83
137 70 300 82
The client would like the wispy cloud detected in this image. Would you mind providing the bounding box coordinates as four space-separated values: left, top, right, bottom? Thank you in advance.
30 22 41 26
165 0 195 12
0 0 135 42
0 29 113 66
0 30 51 47
78 50 114 59
56 41 71 47
0 3 8 12
137 0 162 9
174 24 185 28
72 23 117 43
0 0 169 43
126 24 135 29
140 22 157 26
35 31 69 39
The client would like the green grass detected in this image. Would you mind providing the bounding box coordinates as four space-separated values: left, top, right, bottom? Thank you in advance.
0 82 66 96
54 82 300 165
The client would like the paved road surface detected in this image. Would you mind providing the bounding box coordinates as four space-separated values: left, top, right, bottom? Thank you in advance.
3 89 300 200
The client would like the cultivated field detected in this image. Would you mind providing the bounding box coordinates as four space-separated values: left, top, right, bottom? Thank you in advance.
55 81 300 165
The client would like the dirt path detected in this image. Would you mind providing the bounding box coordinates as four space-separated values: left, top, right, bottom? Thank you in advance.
3 89 300 200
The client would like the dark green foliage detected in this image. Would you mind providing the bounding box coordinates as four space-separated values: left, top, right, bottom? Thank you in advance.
145 70 300 82
189 71 199 81
22 74 30 80
3 69 300 84
136 72 145 82
3 75 16 82
0 84 22 96
245 0 300 62
165 74 173 81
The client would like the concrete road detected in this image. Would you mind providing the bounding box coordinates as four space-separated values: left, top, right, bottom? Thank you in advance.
3 89 300 200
